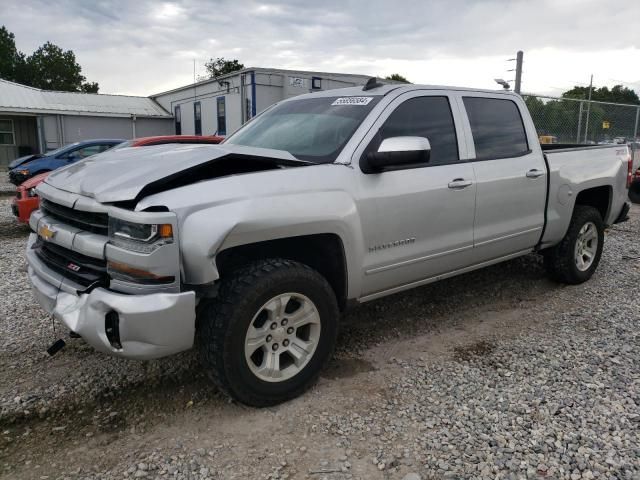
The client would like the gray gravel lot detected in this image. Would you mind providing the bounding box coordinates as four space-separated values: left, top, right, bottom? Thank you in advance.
0 177 14 196
0 196 638 480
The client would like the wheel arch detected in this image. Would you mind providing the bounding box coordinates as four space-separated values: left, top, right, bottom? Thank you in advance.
215 233 349 311
573 185 612 222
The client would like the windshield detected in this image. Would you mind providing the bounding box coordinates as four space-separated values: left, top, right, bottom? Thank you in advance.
45 142 81 157
225 96 381 163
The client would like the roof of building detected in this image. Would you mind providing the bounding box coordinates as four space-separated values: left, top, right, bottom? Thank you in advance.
0 79 171 118
150 67 375 97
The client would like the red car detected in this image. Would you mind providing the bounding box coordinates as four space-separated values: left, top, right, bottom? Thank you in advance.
11 171 50 223
630 166 640 204
111 134 224 150
11 135 224 223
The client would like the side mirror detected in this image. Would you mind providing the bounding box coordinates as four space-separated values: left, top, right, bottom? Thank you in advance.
363 136 431 173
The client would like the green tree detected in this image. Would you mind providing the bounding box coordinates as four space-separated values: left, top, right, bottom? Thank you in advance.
204 57 244 78
24 42 98 92
80 81 99 93
0 26 26 82
562 85 639 105
385 73 410 83
0 27 99 92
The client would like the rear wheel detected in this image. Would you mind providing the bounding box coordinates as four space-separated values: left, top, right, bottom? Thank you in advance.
544 205 604 284
197 258 339 406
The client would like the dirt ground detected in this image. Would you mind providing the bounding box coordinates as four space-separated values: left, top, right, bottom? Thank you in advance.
1 202 639 480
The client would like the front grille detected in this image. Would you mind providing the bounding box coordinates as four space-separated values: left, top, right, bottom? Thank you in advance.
34 238 108 288
40 199 109 235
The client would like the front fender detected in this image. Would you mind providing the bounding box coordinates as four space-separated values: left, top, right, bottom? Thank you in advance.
178 190 364 298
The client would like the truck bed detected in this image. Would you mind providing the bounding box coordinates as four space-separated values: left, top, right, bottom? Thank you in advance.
540 143 630 248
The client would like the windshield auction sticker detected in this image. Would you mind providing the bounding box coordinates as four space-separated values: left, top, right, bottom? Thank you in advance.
331 97 374 106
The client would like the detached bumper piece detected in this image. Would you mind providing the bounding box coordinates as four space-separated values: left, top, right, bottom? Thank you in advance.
614 202 631 224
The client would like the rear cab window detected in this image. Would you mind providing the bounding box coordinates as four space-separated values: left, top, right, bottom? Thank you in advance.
463 97 529 160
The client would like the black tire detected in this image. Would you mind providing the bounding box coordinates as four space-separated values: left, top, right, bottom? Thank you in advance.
544 205 604 284
197 258 339 407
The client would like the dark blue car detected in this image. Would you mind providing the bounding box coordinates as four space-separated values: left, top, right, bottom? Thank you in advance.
8 139 124 185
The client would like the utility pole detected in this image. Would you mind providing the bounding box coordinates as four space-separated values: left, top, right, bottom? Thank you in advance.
576 101 584 143
514 50 523 94
583 74 593 143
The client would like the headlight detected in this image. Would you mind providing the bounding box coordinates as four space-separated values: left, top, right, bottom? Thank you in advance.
27 188 37 197
16 169 29 176
108 217 173 253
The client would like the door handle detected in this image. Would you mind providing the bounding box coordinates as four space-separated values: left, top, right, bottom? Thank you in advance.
448 178 473 189
526 169 545 178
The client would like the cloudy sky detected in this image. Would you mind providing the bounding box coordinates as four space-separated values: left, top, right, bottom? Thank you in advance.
4 0 640 97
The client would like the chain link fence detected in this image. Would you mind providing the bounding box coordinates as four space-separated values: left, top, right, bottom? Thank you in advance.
522 93 640 145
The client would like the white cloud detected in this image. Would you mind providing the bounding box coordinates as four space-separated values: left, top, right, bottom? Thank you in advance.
2 0 639 96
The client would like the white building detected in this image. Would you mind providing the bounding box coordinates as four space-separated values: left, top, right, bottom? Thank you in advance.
0 68 380 167
151 68 375 137
0 79 173 166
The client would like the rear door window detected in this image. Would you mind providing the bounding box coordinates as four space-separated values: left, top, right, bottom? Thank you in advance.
463 97 529 160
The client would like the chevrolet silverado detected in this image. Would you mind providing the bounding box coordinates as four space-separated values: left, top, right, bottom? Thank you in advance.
26 81 633 406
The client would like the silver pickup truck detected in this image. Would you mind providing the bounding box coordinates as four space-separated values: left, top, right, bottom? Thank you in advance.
26 82 633 406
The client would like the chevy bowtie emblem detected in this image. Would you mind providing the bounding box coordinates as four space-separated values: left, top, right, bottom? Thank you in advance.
38 223 57 241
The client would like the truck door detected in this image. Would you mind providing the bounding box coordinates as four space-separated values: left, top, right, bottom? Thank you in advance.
458 94 546 261
353 91 477 299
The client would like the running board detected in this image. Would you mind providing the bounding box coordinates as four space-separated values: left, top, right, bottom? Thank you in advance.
358 249 533 303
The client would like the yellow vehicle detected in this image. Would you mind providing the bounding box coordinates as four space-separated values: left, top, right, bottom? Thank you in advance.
539 135 558 144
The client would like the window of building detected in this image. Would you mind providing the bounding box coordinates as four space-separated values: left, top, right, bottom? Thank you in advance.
312 77 322 90
463 97 529 160
174 106 181 135
0 119 15 145
245 98 252 122
217 97 226 136
194 102 202 136
368 96 459 166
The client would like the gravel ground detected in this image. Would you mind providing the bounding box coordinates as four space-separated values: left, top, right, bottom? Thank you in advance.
0 197 638 480
0 176 14 195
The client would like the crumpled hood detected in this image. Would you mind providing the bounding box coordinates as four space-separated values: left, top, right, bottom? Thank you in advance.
44 143 306 203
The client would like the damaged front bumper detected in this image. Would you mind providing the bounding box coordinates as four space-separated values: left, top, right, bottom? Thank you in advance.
26 234 196 360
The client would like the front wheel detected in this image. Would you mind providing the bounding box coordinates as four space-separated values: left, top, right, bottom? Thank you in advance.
544 205 604 284
197 258 339 407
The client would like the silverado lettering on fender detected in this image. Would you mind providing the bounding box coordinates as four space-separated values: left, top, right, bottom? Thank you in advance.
27 83 633 406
